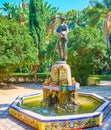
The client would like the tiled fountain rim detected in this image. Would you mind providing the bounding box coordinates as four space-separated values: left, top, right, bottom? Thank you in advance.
10 92 111 122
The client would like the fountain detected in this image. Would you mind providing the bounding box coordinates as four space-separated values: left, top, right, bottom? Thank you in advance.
9 17 111 129
9 59 111 130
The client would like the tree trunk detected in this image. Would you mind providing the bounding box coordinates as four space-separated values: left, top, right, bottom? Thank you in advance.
33 65 37 83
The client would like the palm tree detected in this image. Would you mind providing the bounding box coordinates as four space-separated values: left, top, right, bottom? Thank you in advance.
66 9 86 30
1 1 29 25
89 0 111 48
14 0 29 25
2 2 15 18
88 0 111 67
43 2 58 35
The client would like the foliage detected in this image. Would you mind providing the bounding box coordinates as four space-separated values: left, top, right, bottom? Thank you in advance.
67 27 107 85
29 0 47 82
0 72 50 83
93 74 111 80
13 72 50 80
29 0 46 58
0 0 110 84
87 74 111 86
45 34 58 63
89 0 111 46
43 2 58 35
38 34 58 73
1 1 29 25
82 6 103 28
2 2 15 18
87 76 100 86
66 9 86 30
0 15 38 79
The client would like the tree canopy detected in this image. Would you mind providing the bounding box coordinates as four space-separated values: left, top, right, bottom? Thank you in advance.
0 0 111 85
29 0 47 82
0 15 37 79
68 27 107 85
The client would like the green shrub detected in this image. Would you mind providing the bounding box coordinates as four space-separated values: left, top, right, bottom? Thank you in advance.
0 73 51 83
87 74 111 86
68 27 106 85
87 77 100 86
97 74 111 80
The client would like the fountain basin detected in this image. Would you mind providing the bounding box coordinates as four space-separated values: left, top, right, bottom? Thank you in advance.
9 92 111 130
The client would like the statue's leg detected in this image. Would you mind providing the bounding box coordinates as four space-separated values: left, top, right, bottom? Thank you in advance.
61 41 64 60
59 39 63 59
57 40 62 59
63 39 68 61
65 40 68 60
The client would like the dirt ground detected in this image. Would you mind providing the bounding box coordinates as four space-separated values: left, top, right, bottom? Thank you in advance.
0 83 42 104
0 80 111 104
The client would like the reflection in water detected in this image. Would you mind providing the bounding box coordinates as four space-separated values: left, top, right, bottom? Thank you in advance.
21 94 102 116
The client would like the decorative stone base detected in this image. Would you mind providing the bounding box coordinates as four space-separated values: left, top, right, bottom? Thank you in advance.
9 92 111 130
51 62 72 85
43 82 79 108
43 61 80 108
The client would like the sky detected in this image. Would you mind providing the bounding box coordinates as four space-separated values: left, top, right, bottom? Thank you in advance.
43 0 91 12
0 0 102 13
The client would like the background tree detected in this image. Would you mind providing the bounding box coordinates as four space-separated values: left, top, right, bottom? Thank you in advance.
29 0 46 83
0 15 37 80
68 27 107 85
43 2 58 36
88 0 111 72
16 0 29 25
1 1 29 25
66 9 86 30
89 0 111 49
1 2 15 19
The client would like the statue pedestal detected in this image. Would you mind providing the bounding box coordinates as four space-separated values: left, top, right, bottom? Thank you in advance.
43 61 80 108
51 61 72 86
